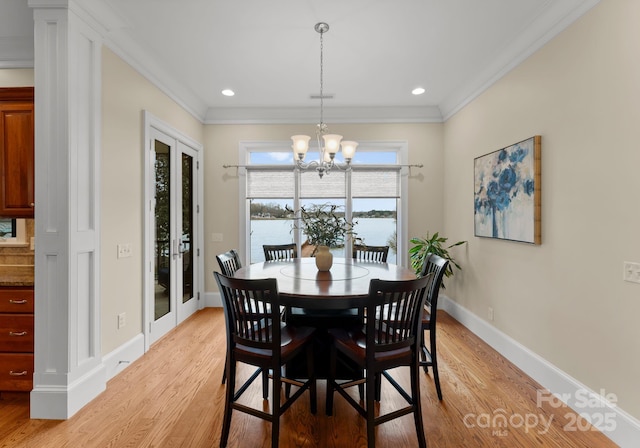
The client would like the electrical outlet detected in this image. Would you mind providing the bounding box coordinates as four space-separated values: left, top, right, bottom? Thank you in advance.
117 243 132 258
623 262 640 284
118 312 126 329
211 233 223 242
488 307 494 321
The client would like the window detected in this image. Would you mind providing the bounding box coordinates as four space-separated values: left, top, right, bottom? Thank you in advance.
240 141 408 265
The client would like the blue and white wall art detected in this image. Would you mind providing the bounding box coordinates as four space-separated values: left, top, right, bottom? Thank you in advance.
474 136 541 244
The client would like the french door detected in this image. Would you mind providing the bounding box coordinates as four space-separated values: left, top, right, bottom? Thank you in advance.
145 117 202 346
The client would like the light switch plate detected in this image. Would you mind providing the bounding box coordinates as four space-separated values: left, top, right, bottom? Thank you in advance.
117 244 132 258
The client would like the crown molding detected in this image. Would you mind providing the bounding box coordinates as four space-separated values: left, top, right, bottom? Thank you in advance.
102 29 208 122
440 0 601 121
204 105 443 125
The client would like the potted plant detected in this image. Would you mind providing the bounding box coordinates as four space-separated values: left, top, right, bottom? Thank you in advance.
288 203 357 271
409 231 466 287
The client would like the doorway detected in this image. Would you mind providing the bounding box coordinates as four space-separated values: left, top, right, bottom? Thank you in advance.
144 112 202 347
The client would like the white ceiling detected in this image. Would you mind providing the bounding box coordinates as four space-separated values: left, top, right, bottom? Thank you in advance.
2 0 599 123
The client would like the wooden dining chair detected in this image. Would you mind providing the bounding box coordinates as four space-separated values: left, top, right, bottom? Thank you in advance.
352 244 389 262
216 249 242 277
215 249 243 385
325 275 433 448
419 253 449 400
214 272 317 448
263 243 298 261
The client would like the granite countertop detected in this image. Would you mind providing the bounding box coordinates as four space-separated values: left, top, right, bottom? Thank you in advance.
0 265 35 287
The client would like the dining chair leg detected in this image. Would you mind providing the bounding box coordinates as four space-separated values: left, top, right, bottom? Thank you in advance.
220 357 235 448
284 366 292 399
271 369 281 448
306 345 317 414
262 369 269 400
420 337 429 374
325 344 336 416
366 371 376 448
374 373 381 401
221 359 227 384
411 361 427 448
430 329 442 401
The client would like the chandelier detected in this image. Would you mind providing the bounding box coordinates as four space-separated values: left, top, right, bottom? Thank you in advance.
291 23 357 178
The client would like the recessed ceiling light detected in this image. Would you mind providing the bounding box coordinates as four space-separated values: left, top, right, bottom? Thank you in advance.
221 89 235 97
412 87 425 95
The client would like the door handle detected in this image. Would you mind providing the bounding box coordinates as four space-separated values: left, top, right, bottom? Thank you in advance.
173 239 184 259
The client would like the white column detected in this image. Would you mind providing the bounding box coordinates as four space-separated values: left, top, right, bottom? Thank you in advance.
29 0 104 419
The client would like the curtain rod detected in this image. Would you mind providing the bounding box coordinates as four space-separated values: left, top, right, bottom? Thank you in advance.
222 163 424 169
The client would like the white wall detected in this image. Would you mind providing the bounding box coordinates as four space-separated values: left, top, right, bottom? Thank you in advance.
0 69 33 86
101 47 203 353
443 0 640 419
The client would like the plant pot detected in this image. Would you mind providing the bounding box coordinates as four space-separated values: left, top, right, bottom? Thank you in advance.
314 245 333 271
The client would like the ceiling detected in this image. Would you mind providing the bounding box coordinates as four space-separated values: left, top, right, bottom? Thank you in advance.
3 0 598 123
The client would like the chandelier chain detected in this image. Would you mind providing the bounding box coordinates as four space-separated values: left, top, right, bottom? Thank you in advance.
319 26 325 131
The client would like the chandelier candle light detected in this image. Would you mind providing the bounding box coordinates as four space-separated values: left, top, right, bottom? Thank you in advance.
292 22 358 178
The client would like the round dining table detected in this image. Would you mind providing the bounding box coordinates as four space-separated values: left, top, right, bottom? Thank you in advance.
234 257 417 380
233 257 417 310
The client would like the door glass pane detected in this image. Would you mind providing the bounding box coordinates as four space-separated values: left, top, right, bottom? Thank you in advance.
154 140 171 320
181 153 194 303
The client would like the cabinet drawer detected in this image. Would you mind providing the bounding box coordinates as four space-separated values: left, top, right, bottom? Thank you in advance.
0 315 33 352
0 289 34 313
0 353 33 391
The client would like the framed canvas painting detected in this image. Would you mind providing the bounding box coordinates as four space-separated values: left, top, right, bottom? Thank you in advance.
474 136 541 244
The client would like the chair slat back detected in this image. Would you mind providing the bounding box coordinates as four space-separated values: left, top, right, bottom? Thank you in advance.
353 244 389 262
214 273 280 351
263 243 297 261
216 249 242 276
367 275 433 353
421 254 449 312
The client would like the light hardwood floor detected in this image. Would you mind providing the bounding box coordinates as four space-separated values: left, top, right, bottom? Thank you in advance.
0 308 616 447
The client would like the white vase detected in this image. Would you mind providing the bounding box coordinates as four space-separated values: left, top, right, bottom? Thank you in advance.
314 245 333 271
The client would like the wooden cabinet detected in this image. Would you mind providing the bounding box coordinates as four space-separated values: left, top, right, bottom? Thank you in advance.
0 287 34 392
0 87 35 218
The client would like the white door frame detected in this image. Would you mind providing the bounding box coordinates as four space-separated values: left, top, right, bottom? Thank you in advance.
143 111 204 351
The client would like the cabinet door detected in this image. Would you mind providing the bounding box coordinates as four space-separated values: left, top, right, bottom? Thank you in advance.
0 102 34 217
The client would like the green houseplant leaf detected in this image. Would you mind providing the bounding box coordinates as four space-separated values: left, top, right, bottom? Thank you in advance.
409 231 466 287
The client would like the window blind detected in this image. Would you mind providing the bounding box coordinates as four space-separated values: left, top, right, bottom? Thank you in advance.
246 169 294 198
246 166 400 198
352 167 400 198
300 170 345 198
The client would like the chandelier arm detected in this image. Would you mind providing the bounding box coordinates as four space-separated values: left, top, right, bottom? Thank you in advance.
295 159 320 170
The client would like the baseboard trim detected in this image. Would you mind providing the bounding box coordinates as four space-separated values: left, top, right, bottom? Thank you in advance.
103 333 146 381
30 362 106 419
204 291 222 308
440 295 640 448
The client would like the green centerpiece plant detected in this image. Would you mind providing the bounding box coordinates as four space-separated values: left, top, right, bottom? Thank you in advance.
288 203 357 270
